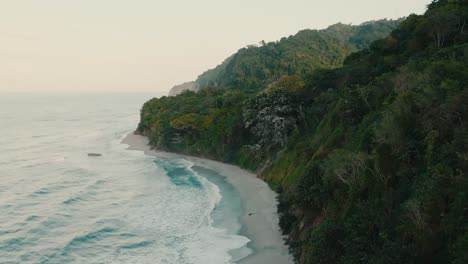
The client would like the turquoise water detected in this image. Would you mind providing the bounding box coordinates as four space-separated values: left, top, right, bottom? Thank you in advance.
0 94 249 264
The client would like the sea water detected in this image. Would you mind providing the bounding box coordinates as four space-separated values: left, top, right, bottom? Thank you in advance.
0 94 250 264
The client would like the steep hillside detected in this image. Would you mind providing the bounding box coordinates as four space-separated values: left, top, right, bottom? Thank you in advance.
169 19 400 95
139 1 468 263
196 20 400 92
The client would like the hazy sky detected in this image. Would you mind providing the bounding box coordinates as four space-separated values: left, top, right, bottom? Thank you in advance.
0 0 430 93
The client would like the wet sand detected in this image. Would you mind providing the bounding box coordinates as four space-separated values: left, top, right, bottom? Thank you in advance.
122 133 293 264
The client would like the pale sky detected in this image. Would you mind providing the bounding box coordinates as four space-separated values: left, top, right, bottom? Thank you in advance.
0 0 430 93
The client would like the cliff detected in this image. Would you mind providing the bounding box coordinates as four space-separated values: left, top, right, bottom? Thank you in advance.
138 1 468 263
168 81 199 96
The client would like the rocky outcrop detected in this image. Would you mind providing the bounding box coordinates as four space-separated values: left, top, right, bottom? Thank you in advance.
168 81 199 96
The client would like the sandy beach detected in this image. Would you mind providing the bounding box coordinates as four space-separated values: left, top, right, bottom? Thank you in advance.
122 133 293 264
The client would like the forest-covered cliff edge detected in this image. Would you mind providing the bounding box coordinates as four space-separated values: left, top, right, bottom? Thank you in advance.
168 19 400 96
139 1 467 263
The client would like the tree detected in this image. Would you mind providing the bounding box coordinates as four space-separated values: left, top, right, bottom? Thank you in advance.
426 4 460 47
170 113 202 132
243 88 300 154
322 149 370 188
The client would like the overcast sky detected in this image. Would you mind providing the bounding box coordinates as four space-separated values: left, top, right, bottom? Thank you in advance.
0 0 430 93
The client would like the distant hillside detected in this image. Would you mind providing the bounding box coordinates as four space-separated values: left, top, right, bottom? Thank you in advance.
169 19 400 95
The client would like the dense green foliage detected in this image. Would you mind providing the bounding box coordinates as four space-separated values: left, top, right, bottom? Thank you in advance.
137 87 260 167
138 1 467 263
195 20 400 92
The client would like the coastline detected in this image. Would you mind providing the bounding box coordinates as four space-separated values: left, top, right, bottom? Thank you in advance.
121 133 293 264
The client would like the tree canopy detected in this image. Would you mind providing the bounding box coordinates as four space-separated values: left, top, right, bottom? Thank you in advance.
138 1 467 263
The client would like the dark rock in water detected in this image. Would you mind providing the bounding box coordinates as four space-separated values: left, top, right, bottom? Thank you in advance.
88 153 102 157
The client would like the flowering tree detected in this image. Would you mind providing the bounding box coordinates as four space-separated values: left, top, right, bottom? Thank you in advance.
243 88 300 154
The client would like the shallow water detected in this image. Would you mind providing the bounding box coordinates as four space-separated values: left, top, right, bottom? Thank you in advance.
0 94 249 264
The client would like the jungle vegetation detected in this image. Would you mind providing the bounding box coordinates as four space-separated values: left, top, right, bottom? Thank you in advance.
192 19 401 93
137 1 467 263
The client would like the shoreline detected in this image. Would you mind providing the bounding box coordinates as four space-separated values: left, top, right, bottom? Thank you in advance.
121 133 293 264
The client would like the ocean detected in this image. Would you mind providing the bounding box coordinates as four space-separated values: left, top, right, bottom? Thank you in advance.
0 94 250 264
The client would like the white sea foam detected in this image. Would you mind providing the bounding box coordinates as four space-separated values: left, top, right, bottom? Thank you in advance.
0 94 251 264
